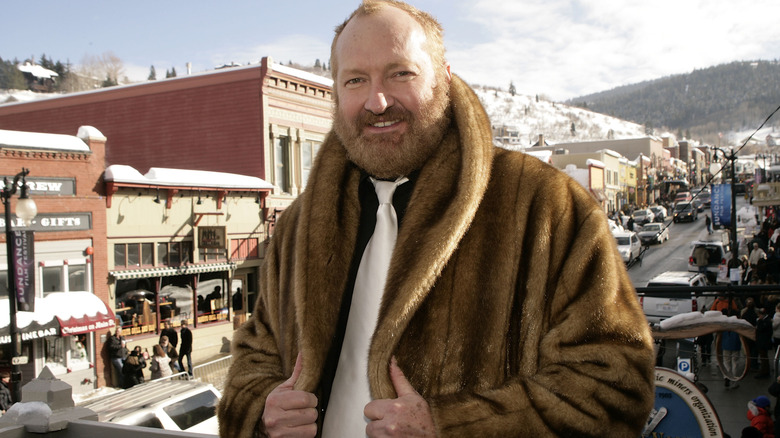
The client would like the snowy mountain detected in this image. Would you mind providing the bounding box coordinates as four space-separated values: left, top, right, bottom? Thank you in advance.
471 85 647 150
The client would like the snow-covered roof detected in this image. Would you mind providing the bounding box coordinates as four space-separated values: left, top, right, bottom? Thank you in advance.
271 62 333 88
104 164 274 190
586 158 605 168
17 62 59 79
0 128 92 152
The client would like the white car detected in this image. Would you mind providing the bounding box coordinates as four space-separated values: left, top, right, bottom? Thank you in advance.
614 231 642 263
637 222 670 245
648 205 667 222
80 380 220 435
642 271 710 324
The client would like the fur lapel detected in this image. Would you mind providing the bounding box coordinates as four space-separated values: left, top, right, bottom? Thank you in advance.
291 75 495 394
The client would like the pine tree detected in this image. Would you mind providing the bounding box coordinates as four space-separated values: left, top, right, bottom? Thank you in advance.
148 65 157 81
314 59 321 68
509 81 516 96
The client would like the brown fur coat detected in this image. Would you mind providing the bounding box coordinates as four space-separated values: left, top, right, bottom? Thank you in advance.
218 76 655 437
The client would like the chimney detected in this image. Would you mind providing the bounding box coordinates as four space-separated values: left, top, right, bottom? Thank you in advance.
538 134 545 147
187 62 192 75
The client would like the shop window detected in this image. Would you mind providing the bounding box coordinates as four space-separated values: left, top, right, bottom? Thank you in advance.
158 241 192 266
301 141 321 188
115 278 157 335
160 275 194 324
114 243 154 268
197 272 229 325
274 135 291 193
44 334 91 374
230 238 259 260
200 248 227 262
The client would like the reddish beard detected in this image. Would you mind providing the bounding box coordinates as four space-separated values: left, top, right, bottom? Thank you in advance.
334 82 451 179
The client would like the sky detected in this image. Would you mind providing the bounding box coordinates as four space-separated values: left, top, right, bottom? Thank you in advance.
3 0 780 101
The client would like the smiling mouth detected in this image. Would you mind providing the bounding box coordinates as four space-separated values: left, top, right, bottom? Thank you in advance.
371 120 400 128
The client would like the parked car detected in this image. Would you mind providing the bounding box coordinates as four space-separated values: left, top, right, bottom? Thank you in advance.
693 190 711 209
614 230 642 264
632 208 655 226
637 222 669 245
687 233 731 280
672 202 698 222
79 380 220 435
642 271 711 324
648 205 667 222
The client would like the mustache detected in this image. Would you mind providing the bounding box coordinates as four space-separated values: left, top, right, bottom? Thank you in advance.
355 106 411 127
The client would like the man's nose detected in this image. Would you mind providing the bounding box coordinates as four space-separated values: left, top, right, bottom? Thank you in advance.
365 84 392 114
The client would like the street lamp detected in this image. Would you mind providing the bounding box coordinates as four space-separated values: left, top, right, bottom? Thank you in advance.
2 168 37 404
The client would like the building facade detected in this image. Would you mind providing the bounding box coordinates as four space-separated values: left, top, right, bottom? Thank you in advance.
0 126 111 392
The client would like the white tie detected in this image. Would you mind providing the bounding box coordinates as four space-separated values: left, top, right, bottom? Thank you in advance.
322 176 408 438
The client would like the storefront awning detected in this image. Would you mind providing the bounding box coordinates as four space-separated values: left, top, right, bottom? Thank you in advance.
0 292 116 344
109 262 236 280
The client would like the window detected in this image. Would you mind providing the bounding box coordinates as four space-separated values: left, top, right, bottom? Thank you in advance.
42 266 63 294
197 272 229 325
114 243 154 268
40 260 91 296
158 241 192 266
44 334 91 373
230 238 259 260
274 135 291 193
163 390 219 430
301 141 321 188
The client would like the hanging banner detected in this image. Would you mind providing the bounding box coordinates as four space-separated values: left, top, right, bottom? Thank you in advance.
711 184 731 227
10 230 35 312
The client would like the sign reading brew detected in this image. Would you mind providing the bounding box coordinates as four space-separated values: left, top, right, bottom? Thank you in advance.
199 226 226 249
11 230 35 311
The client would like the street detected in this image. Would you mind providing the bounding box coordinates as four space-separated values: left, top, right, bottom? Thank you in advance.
626 197 763 437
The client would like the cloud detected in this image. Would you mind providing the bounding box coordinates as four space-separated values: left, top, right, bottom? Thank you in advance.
445 0 780 100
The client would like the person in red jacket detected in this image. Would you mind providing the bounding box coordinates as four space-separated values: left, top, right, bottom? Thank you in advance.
747 395 775 437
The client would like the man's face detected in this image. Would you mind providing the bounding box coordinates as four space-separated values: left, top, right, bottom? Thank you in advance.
333 6 452 179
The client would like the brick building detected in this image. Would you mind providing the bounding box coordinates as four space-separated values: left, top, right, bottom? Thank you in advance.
1 126 111 392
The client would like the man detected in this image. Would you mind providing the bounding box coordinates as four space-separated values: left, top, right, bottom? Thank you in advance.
160 335 180 372
160 321 179 349
178 320 194 375
0 371 12 412
218 1 655 437
106 330 127 387
693 244 710 274
705 214 712 234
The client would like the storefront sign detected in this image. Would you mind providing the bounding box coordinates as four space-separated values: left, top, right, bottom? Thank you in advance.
11 230 35 311
20 327 59 342
0 177 76 196
199 226 226 249
0 212 92 232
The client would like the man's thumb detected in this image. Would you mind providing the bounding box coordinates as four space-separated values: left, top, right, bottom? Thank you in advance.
281 352 304 389
389 356 416 397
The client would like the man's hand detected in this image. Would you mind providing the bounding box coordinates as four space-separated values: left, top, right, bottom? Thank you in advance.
364 357 436 437
262 353 319 438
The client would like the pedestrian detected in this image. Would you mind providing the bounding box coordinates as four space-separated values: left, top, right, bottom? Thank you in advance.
693 245 710 274
178 320 194 375
706 214 712 234
106 330 127 388
627 215 635 231
160 321 178 349
217 1 655 436
746 395 775 437
121 349 144 389
756 307 773 379
0 371 12 413
721 328 742 389
159 335 179 372
149 344 172 380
